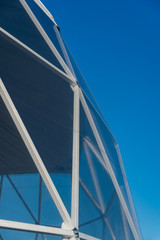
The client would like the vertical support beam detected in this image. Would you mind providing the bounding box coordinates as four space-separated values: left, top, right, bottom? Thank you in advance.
0 77 73 229
71 85 80 229
79 90 139 240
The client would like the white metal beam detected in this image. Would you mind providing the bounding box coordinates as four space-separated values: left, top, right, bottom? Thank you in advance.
79 90 139 240
79 232 101 240
0 27 75 86
19 0 76 81
71 85 80 229
0 219 74 237
0 78 74 229
33 0 57 25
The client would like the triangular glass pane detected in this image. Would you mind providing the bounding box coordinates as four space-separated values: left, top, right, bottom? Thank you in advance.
0 96 63 226
81 93 140 233
0 32 73 218
0 0 64 72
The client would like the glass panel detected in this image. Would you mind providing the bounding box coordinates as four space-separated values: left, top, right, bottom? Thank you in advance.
0 96 63 226
0 0 64 72
80 218 103 240
24 0 70 66
0 32 73 216
104 193 135 240
0 229 36 240
63 42 107 122
0 229 62 240
79 100 140 239
82 93 140 229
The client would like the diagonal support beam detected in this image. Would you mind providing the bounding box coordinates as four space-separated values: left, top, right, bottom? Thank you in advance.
79 90 139 240
79 232 101 240
0 28 75 87
0 220 74 237
0 77 74 229
19 0 76 80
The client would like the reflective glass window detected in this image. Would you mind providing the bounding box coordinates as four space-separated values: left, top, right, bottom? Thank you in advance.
81 94 139 226
0 0 64 72
24 0 71 67
0 32 73 218
0 96 63 226
79 99 139 239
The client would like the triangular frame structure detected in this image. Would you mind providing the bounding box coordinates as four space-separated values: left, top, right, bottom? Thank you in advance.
0 1 141 240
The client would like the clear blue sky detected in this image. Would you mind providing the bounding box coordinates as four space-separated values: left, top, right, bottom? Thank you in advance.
42 0 160 239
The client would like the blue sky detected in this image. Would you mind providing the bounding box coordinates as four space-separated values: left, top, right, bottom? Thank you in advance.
42 0 160 239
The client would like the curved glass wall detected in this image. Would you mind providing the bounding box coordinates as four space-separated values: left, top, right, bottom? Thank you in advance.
0 1 142 239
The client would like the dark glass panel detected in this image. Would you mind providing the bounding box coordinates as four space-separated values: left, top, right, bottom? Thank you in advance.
0 0 64 71
0 31 73 222
0 32 73 176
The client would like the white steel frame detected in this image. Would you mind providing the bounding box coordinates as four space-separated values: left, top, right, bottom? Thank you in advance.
79 90 140 240
19 0 75 81
0 1 141 239
71 85 80 230
0 28 75 87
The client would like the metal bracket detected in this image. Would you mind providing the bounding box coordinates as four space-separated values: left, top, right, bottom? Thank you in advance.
73 228 79 238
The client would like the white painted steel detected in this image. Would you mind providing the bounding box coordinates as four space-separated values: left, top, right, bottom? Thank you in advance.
79 232 101 240
71 85 80 229
33 0 57 25
20 0 76 81
0 219 74 237
0 28 75 86
79 90 139 240
0 78 74 229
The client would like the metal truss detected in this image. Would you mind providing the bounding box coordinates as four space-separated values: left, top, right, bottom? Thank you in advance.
0 1 141 239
